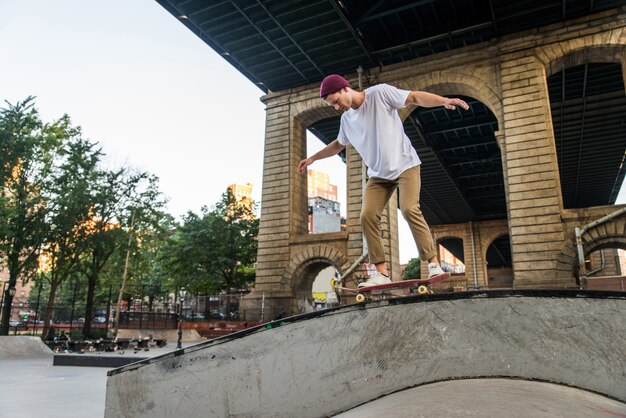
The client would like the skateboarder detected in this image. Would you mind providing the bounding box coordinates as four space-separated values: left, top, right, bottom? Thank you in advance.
298 74 469 287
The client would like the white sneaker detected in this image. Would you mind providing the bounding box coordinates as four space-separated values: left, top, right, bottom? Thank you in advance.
428 262 445 278
358 271 392 288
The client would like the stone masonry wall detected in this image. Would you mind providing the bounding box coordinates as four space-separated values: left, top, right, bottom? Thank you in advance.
244 7 626 318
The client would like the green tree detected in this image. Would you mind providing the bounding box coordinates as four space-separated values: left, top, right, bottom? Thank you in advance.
160 190 258 314
0 98 60 335
38 135 102 338
402 257 421 280
81 171 168 337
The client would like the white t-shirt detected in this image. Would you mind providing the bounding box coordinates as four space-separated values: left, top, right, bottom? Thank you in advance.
337 83 421 180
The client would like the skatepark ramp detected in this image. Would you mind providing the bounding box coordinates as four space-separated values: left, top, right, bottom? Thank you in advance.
0 336 53 359
105 290 625 417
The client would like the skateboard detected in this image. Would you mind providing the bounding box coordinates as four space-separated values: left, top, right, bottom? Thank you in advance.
331 273 450 303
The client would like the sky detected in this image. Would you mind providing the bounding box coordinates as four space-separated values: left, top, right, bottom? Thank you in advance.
1 1 624 265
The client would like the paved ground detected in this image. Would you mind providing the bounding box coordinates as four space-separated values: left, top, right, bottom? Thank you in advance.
0 336 195 418
0 357 110 418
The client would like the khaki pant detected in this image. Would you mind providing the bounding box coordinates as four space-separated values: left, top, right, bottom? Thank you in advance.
360 165 436 264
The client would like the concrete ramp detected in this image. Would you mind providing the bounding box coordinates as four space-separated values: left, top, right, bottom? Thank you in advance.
0 336 53 359
105 290 625 417
336 378 626 417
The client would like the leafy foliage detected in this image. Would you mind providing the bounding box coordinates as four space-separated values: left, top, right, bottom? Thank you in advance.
0 98 63 334
159 190 258 295
1 98 259 336
402 257 421 280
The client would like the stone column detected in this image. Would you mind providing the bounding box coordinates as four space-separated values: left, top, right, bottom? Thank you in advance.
240 92 296 320
499 54 573 287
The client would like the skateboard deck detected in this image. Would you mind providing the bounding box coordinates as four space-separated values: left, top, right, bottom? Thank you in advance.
332 273 450 302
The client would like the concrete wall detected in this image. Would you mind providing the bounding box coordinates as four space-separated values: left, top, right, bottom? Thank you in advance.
105 291 626 417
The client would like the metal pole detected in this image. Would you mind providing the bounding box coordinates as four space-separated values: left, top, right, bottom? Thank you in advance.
114 210 135 338
470 221 478 290
0 282 5 310
69 278 77 333
575 227 587 288
105 284 112 336
139 286 143 330
34 281 42 335
177 298 183 349
574 206 626 289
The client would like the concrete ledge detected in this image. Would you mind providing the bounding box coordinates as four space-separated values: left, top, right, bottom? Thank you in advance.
105 290 626 418
115 328 203 343
54 354 148 368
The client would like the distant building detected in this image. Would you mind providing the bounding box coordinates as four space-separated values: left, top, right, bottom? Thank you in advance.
306 170 341 233
0 265 35 322
227 182 255 218
440 246 465 274
228 182 253 202
307 170 337 201
308 197 341 233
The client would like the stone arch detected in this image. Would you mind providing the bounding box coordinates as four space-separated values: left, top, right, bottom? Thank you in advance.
436 233 465 244
484 233 513 288
398 73 504 130
292 100 339 129
436 235 466 273
539 38 626 79
401 76 505 226
289 102 346 237
481 230 510 258
583 236 626 256
541 42 626 212
436 234 465 254
283 244 350 289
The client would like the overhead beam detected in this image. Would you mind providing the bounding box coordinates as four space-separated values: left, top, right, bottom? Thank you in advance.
371 22 492 55
488 0 499 35
573 63 589 207
358 0 438 24
358 0 386 23
227 0 308 82
253 0 325 77
328 0 375 64
157 0 267 91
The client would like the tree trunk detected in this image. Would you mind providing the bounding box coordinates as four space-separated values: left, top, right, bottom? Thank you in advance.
0 271 18 335
40 282 59 341
82 272 97 338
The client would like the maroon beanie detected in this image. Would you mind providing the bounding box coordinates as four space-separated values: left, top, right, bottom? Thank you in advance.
320 74 351 98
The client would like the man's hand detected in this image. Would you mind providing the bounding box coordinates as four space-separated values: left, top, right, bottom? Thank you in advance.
443 98 469 111
298 158 313 175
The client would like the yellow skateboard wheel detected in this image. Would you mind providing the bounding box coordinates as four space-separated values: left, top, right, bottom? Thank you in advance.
355 294 366 303
417 285 429 295
330 278 336 287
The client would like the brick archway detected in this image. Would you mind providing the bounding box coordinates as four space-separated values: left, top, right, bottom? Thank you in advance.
580 214 626 256
283 244 351 289
539 37 626 78
398 73 503 129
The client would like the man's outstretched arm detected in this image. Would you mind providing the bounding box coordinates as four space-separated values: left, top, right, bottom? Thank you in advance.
406 91 469 111
298 139 346 174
